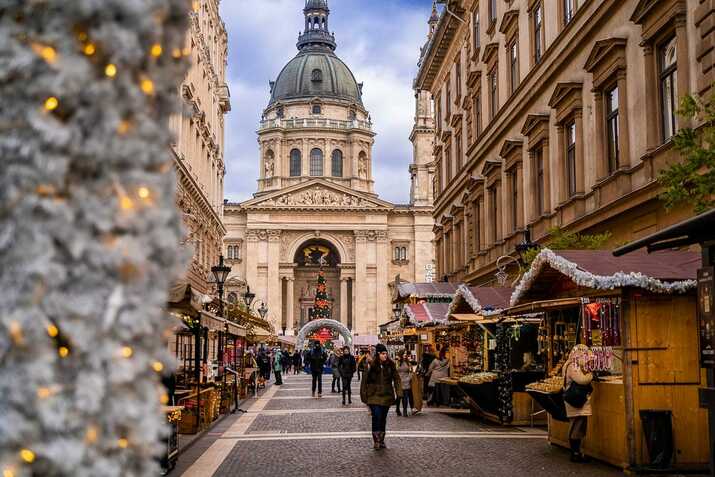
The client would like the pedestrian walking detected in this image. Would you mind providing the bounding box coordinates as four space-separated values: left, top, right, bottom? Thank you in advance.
563 344 594 463
427 348 449 406
257 348 270 384
281 350 291 375
419 345 435 400
360 343 402 450
309 342 327 397
337 345 356 405
330 349 342 393
357 349 367 381
274 348 284 385
395 350 415 416
292 350 302 375
303 348 312 374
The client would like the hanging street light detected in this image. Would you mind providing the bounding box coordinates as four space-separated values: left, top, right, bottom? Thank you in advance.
257 301 268 320
243 285 256 308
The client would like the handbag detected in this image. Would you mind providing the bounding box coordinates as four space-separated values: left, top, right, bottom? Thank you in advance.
563 365 593 408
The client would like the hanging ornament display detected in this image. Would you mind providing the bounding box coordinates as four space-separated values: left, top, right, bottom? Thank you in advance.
495 324 513 424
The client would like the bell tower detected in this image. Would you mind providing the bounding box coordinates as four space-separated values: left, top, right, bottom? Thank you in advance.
298 0 336 52
409 89 435 207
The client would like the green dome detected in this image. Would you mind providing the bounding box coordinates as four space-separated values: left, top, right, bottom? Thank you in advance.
269 51 363 106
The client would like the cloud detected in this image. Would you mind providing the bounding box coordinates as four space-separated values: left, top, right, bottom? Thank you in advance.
219 0 433 204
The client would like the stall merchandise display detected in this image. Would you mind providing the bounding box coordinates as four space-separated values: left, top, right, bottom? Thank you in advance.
450 325 485 377
580 298 621 347
526 376 563 393
495 325 514 423
459 372 499 385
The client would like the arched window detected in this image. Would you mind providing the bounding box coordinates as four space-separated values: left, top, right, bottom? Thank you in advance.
227 292 238 304
312 104 322 115
290 149 302 177
311 69 323 83
331 149 343 177
310 148 323 176
401 247 407 261
394 247 400 260
227 246 233 259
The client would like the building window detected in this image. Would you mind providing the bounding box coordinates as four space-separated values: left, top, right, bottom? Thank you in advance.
659 36 678 142
455 133 463 171
489 186 498 243
472 8 481 51
290 149 302 176
605 85 620 174
227 292 238 304
394 246 408 262
445 146 452 181
311 68 323 82
310 148 323 176
436 92 442 133
331 149 343 177
509 40 519 94
312 104 322 115
489 0 496 25
474 91 483 138
566 120 577 197
446 76 452 117
563 0 576 26
533 3 543 64
535 147 545 215
488 67 498 119
510 170 519 231
475 199 482 252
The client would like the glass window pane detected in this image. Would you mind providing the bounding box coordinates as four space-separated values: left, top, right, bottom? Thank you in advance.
607 86 618 114
290 149 301 176
310 148 323 176
331 149 343 177
659 37 677 71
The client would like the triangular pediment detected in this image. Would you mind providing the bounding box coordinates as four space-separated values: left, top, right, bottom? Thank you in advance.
240 179 393 210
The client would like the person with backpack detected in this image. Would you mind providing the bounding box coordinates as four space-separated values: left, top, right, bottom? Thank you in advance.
563 344 594 463
360 343 402 450
309 342 327 397
337 345 357 405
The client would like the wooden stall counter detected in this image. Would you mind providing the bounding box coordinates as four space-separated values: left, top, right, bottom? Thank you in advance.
548 380 627 469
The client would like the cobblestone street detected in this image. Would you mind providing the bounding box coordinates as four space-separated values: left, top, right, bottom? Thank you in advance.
170 373 624 477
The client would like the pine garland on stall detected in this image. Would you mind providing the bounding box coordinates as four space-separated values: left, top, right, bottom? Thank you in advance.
495 325 514 424
0 1 190 476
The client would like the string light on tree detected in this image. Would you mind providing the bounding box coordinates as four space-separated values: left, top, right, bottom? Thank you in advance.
150 44 163 57
105 64 117 78
18 449 35 464
43 97 58 111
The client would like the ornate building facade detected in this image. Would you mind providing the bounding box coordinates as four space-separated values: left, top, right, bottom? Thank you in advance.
170 0 230 293
224 0 435 336
415 0 712 285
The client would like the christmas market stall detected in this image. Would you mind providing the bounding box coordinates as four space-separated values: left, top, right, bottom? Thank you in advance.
446 285 545 425
403 302 451 362
509 248 708 471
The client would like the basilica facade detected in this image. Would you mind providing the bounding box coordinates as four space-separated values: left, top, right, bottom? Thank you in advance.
223 0 436 337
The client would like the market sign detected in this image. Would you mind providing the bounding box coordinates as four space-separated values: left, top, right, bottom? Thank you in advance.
698 267 715 368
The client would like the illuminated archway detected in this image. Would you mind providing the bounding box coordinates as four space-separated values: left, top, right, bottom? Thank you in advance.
296 319 352 351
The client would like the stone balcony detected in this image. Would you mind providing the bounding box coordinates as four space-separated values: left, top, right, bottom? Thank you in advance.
258 117 373 132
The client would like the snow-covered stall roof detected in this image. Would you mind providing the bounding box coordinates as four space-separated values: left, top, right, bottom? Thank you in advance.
404 302 451 326
396 282 460 300
448 284 513 316
510 248 700 307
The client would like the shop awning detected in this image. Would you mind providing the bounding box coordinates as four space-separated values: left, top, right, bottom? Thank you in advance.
450 313 482 321
396 282 460 301
504 297 582 315
448 285 513 316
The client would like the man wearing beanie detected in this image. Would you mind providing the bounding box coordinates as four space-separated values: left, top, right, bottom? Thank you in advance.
360 343 402 450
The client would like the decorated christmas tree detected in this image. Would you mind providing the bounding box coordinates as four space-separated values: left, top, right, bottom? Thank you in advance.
312 270 331 320
0 1 189 475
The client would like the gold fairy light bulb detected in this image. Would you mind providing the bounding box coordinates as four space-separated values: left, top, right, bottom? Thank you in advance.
85 426 99 444
105 64 117 78
150 44 163 57
137 187 150 199
83 43 96 56
9 321 23 344
58 346 69 358
19 449 35 464
182 47 191 56
119 195 134 211
172 48 182 59
140 78 155 95
121 346 133 358
117 438 129 449
31 43 57 64
160 393 169 405
37 387 52 399
44 97 59 111
3 468 15 477
117 120 131 135
152 361 164 372
47 324 59 338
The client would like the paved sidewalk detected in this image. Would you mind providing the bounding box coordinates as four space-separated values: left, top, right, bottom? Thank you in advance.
170 373 624 477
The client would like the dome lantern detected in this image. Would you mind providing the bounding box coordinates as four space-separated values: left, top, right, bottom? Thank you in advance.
298 0 336 52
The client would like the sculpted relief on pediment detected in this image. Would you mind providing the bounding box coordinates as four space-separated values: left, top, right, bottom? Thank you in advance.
259 186 379 208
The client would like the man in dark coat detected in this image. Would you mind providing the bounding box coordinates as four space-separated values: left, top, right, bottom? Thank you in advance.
292 350 302 375
309 342 327 397
337 345 357 405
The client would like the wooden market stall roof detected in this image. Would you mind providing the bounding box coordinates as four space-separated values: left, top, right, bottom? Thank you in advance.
395 282 460 302
448 284 513 316
404 302 451 326
510 248 700 306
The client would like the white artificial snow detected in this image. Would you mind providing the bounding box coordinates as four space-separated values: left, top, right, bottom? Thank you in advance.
510 248 697 307
0 1 190 475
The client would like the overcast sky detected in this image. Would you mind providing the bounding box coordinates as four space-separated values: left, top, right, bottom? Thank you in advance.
219 0 435 204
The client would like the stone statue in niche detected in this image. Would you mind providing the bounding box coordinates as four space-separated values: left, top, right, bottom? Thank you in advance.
358 156 368 178
265 155 275 178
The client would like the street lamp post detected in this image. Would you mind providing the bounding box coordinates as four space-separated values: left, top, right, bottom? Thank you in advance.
211 255 231 385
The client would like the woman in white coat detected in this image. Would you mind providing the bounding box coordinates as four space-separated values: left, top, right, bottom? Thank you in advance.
563 344 593 463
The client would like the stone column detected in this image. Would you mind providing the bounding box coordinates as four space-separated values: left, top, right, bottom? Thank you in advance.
375 231 389 334
267 230 282 331
574 110 585 194
353 230 367 335
542 139 552 213
339 277 348 327
286 277 295 335
245 230 259 296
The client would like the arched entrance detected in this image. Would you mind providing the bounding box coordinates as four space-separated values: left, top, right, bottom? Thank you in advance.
292 239 342 330
296 319 353 351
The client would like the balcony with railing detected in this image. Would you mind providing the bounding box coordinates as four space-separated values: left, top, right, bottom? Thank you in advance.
258 117 372 132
